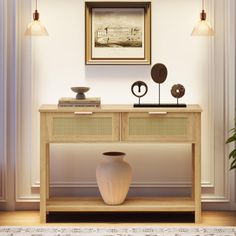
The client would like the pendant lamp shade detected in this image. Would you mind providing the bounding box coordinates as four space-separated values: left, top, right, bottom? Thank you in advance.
25 1 48 36
191 0 214 36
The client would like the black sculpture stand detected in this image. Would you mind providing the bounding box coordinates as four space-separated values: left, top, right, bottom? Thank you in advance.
131 64 187 109
133 103 187 108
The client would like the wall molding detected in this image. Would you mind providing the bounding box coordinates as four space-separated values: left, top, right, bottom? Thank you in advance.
0 0 7 203
32 181 193 189
203 0 236 209
31 180 215 189
202 196 230 202
205 0 216 188
224 0 236 209
16 196 39 202
15 0 35 202
213 0 235 205
1 0 18 210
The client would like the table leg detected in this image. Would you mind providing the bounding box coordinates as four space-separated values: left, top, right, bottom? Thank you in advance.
192 142 201 223
40 142 48 223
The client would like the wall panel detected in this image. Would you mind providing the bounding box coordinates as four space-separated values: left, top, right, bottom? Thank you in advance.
0 0 7 203
12 0 236 210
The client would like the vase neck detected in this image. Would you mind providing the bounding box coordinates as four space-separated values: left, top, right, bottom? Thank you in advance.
102 155 124 162
102 152 126 162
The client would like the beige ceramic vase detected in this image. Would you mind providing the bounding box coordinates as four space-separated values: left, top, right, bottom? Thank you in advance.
96 151 132 205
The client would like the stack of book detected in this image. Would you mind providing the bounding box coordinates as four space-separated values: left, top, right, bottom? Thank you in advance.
58 97 101 108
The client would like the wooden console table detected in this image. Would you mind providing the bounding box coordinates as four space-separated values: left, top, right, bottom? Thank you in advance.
39 104 202 223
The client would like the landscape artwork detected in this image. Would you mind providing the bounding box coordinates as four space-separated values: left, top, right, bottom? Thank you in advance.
91 8 145 59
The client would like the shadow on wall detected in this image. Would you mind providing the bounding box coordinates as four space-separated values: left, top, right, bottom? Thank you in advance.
85 65 151 82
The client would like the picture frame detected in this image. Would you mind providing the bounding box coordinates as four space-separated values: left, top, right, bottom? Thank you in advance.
85 1 151 65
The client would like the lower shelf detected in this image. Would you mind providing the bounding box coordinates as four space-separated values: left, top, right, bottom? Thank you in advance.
46 197 195 212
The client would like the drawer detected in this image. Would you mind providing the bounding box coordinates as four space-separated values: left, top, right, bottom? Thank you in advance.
121 112 196 142
46 112 120 142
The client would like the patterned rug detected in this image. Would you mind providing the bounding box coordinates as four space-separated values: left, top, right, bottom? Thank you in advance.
0 226 235 236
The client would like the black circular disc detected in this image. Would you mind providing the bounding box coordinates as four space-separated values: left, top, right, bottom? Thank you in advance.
131 81 148 98
171 84 185 99
151 63 168 84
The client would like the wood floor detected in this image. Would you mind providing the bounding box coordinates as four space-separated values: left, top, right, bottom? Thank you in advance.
0 211 235 226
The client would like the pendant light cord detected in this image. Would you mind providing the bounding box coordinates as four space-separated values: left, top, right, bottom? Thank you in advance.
200 0 206 20
33 0 39 20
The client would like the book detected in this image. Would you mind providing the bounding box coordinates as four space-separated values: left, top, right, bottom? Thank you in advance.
58 97 101 108
59 97 100 103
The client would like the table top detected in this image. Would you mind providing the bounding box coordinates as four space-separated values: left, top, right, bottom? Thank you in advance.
39 104 202 113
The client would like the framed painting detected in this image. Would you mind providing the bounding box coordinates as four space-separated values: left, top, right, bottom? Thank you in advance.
85 1 151 65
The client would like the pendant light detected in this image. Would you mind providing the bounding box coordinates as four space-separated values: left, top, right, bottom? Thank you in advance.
25 0 48 36
191 0 214 36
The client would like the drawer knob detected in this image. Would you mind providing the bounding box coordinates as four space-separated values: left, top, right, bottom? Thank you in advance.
148 112 167 115
74 111 93 115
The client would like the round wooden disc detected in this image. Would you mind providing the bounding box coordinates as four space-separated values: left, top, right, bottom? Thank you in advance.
151 63 168 84
171 84 185 99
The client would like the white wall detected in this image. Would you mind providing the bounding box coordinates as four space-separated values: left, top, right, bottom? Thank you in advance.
35 0 208 105
31 0 212 197
0 0 235 210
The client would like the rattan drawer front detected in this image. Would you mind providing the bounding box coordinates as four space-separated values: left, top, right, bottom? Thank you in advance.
47 113 120 142
129 117 187 136
53 117 112 136
122 113 194 142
